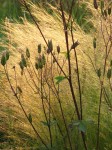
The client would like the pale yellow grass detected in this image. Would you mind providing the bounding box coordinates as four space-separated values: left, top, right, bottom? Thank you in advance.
0 1 104 146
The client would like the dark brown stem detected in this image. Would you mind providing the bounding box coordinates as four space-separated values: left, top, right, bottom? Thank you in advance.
70 21 82 119
60 1 80 119
48 87 53 148
60 2 87 150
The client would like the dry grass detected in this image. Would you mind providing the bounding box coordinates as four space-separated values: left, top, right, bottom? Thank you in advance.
0 1 111 149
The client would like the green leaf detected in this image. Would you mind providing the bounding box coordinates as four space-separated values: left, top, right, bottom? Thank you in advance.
55 76 66 84
28 113 32 123
26 48 30 58
78 122 86 133
41 121 49 127
72 120 86 133
107 69 111 79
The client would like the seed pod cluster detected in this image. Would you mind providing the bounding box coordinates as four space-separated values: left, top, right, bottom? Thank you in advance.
108 7 111 15
71 41 79 49
19 54 27 70
38 44 41 53
93 38 97 49
35 54 46 70
26 48 30 58
28 113 32 123
47 40 53 54
107 69 111 79
104 10 107 17
1 51 10 66
93 0 98 9
57 45 60 54
97 68 101 78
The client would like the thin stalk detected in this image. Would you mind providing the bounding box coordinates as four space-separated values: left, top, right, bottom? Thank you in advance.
96 17 111 150
70 21 82 119
40 69 52 148
57 84 73 150
29 58 40 81
26 67 39 90
103 87 112 108
13 66 17 93
96 84 103 150
47 56 53 148
60 2 87 150
48 87 53 148
23 71 36 93
60 1 80 120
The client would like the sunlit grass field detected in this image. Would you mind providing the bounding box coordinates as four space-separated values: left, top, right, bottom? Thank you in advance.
0 0 112 150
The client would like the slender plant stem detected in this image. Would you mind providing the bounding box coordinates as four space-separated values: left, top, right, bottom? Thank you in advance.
96 16 112 150
60 2 88 150
40 69 52 147
70 21 82 119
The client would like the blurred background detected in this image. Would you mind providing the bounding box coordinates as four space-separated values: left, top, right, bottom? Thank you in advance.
0 0 22 21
